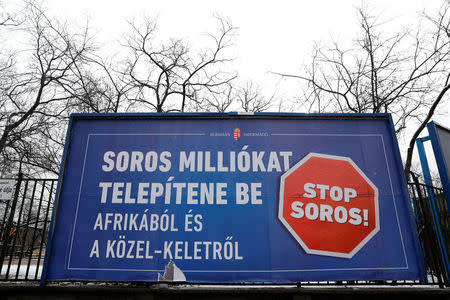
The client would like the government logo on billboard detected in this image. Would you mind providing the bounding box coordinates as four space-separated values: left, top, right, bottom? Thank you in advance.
233 128 241 140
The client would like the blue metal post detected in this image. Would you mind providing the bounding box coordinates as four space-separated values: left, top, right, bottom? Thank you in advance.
416 137 450 282
417 137 432 186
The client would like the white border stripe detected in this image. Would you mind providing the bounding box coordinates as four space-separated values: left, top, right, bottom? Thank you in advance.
271 134 382 136
89 133 205 136
381 136 409 268
67 133 408 273
68 133 203 270
67 266 408 272
67 134 91 268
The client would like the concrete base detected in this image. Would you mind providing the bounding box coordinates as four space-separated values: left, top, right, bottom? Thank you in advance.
1 284 449 300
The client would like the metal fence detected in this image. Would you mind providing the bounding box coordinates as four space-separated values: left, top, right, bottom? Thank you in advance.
0 175 57 281
0 174 449 288
409 173 450 287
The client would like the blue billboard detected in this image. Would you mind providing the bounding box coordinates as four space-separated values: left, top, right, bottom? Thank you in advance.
42 113 425 283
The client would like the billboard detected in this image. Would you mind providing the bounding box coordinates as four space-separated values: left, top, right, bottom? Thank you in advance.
427 121 450 209
42 113 425 283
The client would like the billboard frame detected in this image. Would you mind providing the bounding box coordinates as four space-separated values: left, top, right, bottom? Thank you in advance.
427 121 450 210
40 112 426 285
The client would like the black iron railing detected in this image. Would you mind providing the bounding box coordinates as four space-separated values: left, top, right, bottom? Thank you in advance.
0 176 57 280
0 174 448 288
409 173 450 287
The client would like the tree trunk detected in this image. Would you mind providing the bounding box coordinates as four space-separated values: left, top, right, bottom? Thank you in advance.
404 82 450 180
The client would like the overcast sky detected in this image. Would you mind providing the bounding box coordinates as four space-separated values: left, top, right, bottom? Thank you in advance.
40 1 439 81
7 0 450 171
40 0 440 83
41 0 447 115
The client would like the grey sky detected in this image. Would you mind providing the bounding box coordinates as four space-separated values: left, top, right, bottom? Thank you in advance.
6 0 450 172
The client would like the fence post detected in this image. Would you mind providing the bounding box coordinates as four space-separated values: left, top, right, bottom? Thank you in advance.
0 172 23 275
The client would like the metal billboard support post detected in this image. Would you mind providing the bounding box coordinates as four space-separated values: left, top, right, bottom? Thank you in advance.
416 137 450 283
417 137 433 187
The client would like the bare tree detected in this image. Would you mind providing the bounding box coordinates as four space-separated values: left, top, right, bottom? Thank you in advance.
197 83 235 113
123 16 237 113
0 2 18 27
195 81 274 113
0 1 93 176
274 5 450 179
1 4 240 176
58 54 134 114
237 82 273 112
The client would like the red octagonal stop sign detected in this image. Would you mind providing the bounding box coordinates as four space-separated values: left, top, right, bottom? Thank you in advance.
278 152 379 258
